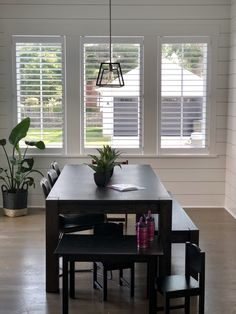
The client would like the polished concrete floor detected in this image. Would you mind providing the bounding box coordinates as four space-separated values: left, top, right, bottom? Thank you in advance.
0 208 236 314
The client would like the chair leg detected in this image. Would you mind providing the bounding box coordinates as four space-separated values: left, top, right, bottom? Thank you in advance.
130 265 135 298
93 262 97 289
164 296 170 314
103 268 108 301
125 213 128 228
146 262 149 299
199 294 205 314
185 296 190 314
119 269 123 286
69 261 75 299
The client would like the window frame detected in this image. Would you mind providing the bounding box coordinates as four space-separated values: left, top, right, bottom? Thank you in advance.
158 36 213 156
80 36 144 155
12 35 66 155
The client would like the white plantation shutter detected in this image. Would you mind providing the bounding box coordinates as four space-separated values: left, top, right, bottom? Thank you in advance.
81 37 143 153
14 36 64 149
160 37 209 152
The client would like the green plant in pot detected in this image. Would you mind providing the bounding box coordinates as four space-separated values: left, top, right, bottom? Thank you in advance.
87 145 122 187
0 117 45 217
97 145 122 176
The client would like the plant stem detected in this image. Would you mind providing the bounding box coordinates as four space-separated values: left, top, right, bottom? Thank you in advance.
23 146 28 159
2 145 13 188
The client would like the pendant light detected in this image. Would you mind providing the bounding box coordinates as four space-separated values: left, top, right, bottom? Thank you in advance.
96 0 124 87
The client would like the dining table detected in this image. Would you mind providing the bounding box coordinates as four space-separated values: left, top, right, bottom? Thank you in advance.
45 164 172 293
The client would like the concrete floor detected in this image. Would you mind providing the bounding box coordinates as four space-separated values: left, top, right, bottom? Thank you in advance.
0 208 236 314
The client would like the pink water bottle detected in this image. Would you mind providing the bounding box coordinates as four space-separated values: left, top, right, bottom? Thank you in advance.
146 210 155 242
136 217 148 248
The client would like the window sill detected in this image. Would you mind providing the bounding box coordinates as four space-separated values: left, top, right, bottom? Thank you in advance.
29 153 219 159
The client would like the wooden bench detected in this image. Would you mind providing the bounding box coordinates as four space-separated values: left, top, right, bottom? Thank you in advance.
154 193 199 245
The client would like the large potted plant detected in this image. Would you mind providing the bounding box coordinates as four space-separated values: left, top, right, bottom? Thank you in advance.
87 145 121 187
0 117 45 217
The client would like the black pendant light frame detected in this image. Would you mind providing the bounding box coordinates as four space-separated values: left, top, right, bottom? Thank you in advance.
96 0 124 87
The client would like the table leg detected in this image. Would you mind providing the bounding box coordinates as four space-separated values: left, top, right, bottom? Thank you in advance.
70 261 75 299
46 198 60 292
148 258 157 314
63 257 69 314
158 200 172 276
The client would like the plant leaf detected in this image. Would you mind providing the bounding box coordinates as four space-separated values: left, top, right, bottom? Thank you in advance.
10 157 20 166
9 117 30 147
87 164 97 172
20 158 34 173
0 139 6 146
24 176 34 186
25 140 45 149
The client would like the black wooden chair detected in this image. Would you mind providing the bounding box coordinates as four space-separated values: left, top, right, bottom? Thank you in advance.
47 168 58 188
92 222 135 301
51 161 61 176
156 242 205 314
41 177 106 276
40 177 106 234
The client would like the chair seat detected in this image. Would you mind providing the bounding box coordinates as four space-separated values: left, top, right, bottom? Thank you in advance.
157 275 199 295
60 213 105 230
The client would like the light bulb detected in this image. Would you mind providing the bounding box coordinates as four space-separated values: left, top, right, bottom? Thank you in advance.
107 70 114 83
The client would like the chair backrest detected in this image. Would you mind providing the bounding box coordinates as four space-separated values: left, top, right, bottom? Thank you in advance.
94 223 123 237
40 177 51 198
185 242 205 284
47 169 58 187
51 161 61 176
92 159 128 165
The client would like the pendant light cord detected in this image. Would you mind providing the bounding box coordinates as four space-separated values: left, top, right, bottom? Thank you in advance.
96 0 124 86
109 0 112 64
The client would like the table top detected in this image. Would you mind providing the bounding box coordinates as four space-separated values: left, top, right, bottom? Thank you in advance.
54 234 163 259
47 164 171 203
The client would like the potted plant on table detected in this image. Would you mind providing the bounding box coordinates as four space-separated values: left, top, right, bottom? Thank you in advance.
0 117 45 217
87 145 121 187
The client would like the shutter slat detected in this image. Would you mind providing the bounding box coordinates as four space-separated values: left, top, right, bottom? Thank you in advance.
161 41 208 149
15 41 64 148
83 40 143 150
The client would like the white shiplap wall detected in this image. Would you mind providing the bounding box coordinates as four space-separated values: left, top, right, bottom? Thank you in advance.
0 0 230 209
225 0 236 217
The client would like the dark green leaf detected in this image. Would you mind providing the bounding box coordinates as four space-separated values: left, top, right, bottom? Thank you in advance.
0 139 6 146
9 117 30 147
25 140 45 150
24 177 34 186
20 158 34 173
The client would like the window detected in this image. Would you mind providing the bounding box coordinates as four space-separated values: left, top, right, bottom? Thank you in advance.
13 36 65 150
160 37 209 152
81 37 143 153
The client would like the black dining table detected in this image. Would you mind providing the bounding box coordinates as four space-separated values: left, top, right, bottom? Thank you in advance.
46 164 172 293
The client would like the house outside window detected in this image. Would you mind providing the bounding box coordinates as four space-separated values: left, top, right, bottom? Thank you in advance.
13 36 65 152
81 37 144 154
113 97 139 137
160 37 209 153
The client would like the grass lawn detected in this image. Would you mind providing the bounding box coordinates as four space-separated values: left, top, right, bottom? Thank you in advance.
27 127 111 146
85 127 111 146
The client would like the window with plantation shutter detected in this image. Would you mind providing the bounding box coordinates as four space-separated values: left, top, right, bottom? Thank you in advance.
160 37 209 152
81 37 143 153
13 36 64 151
